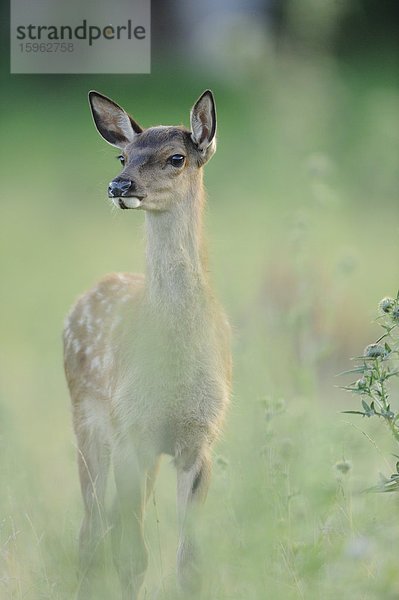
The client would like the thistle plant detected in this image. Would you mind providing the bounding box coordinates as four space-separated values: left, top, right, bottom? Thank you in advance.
341 292 399 491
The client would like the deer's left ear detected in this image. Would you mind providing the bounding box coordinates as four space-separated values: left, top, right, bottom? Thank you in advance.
190 90 217 160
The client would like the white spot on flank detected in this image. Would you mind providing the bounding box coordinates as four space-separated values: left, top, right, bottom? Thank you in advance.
80 303 94 332
90 356 101 372
102 351 113 370
72 339 81 353
111 315 122 331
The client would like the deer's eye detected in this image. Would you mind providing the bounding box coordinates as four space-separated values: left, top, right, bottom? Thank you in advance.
170 154 185 168
116 154 125 166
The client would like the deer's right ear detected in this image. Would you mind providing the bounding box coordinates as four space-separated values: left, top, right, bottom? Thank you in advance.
88 91 143 148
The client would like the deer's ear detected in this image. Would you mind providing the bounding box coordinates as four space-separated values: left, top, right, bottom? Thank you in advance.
190 90 217 158
88 91 143 148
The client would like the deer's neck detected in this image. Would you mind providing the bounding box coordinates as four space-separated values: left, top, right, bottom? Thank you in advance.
144 177 210 313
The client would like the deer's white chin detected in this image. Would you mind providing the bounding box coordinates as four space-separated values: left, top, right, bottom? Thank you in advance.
112 197 142 210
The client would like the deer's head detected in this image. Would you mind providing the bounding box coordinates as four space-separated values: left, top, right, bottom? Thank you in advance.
88 90 217 211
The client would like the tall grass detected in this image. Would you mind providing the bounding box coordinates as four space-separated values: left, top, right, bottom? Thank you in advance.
1 51 399 598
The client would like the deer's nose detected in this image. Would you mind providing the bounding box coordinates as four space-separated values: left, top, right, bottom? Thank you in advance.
108 179 132 197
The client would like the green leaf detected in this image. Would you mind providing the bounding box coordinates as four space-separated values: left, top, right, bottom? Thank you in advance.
342 410 366 415
339 386 361 393
379 325 394 333
362 400 371 412
337 366 368 377
379 472 390 484
339 386 368 395
366 473 399 493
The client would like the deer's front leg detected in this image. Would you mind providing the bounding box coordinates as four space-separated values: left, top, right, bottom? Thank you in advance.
176 448 212 595
113 444 150 600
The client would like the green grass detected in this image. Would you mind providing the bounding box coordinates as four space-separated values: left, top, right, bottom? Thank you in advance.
1 52 399 599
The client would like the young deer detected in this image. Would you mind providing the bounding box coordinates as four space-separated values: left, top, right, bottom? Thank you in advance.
63 90 231 599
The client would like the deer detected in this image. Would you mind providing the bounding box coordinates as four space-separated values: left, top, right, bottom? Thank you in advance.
63 89 232 599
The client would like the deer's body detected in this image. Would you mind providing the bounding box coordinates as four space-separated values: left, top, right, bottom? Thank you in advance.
63 91 231 599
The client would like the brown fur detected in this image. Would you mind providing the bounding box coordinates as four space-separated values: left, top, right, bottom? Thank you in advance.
63 90 231 599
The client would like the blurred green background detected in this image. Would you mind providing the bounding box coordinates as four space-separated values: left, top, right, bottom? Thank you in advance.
1 1 399 598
